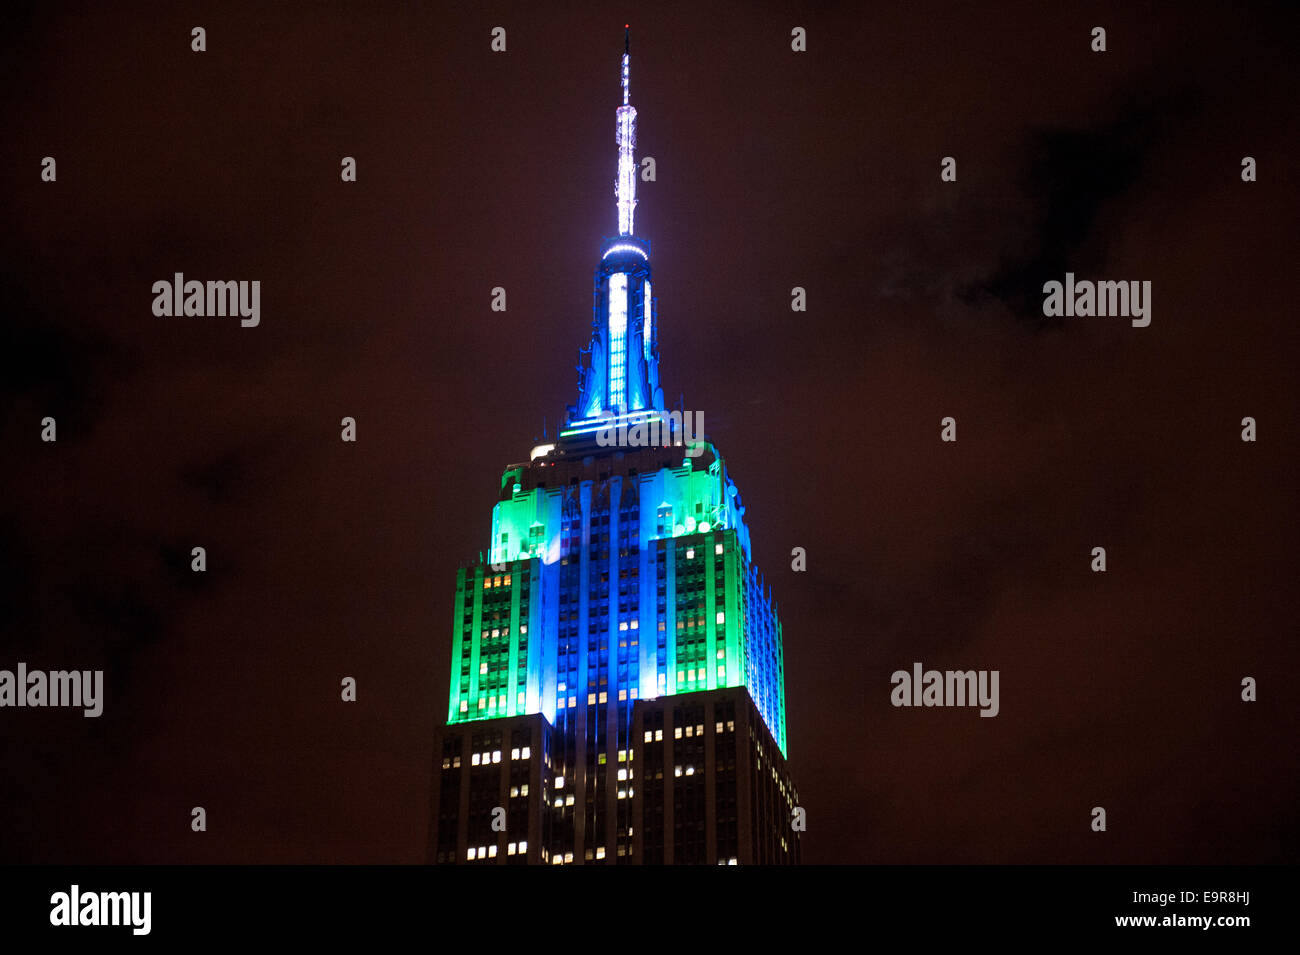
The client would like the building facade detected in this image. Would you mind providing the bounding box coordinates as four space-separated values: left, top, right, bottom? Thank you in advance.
430 30 798 865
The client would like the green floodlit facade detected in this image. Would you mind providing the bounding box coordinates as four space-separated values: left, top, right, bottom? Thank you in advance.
447 447 788 755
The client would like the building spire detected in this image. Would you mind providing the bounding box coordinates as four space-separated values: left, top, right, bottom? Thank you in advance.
616 26 637 236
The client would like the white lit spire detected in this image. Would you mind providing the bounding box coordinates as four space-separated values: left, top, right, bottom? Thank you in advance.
616 26 637 236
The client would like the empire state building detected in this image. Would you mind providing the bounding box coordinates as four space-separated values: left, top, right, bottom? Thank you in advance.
430 29 799 865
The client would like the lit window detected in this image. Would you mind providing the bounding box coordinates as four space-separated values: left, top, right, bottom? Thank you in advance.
674 726 682 738
674 766 682 777
715 543 723 555
569 696 576 708
492 750 501 763
644 730 652 743
630 619 639 629
488 844 498 857
618 621 628 631
630 688 637 699
519 841 527 853
598 691 607 703
596 846 606 860
588 693 596 705
468 847 476 860
558 682 566 693
471 753 481 766
654 729 663 741
508 843 517 856
686 766 695 776
479 662 488 675
686 548 694 560
555 776 564 789
566 794 574 806
521 746 530 759
618 689 627 701
460 700 468 713
521 784 529 796
686 725 694 737
520 624 527 635
510 786 519 797
618 768 628 781
717 649 725 659
716 611 725 625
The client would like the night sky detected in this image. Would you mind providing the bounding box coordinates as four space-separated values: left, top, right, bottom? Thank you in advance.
2 1 1297 864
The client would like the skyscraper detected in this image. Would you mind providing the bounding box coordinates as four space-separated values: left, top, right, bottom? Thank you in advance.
430 29 799 865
